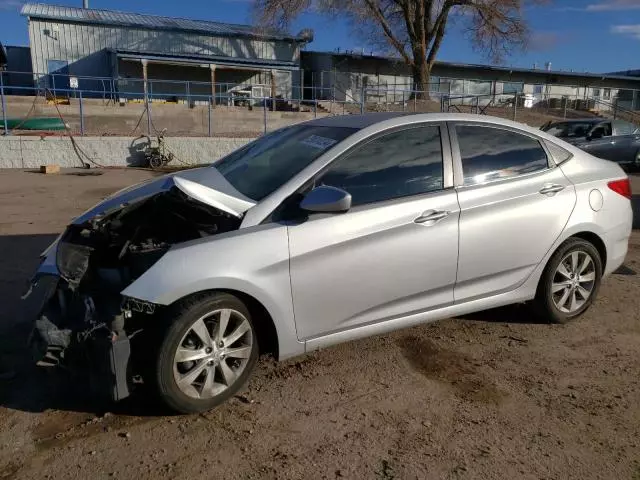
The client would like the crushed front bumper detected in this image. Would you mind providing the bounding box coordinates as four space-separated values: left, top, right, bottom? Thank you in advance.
24 239 134 403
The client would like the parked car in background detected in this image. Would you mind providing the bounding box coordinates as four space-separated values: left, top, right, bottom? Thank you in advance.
540 119 602 141
541 118 640 170
26 113 632 414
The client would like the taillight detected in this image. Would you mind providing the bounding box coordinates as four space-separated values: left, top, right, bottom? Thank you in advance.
607 178 632 200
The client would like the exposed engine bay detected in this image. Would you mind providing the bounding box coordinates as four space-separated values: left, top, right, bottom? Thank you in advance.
30 184 242 402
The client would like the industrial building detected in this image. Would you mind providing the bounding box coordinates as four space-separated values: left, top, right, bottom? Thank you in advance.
18 2 312 102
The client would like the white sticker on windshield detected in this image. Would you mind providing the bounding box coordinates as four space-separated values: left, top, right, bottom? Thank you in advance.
301 135 338 150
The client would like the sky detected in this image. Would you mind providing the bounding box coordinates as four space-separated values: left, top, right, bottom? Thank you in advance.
0 0 639 73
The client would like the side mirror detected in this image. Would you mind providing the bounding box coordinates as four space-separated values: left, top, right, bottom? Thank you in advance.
300 185 352 213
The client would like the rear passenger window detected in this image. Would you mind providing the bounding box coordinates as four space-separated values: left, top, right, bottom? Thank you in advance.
455 125 549 186
616 122 635 135
319 126 444 206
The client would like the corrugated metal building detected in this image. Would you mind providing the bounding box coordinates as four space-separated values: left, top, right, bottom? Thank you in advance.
21 2 312 101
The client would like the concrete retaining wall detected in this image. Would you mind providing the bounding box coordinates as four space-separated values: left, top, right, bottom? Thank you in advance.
0 136 255 169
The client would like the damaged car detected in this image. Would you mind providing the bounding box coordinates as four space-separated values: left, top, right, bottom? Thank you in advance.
26 113 632 414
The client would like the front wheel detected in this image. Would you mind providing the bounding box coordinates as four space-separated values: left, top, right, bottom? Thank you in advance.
153 293 258 414
533 238 602 324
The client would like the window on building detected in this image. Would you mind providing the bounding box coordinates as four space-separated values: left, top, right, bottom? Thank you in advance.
319 126 444 206
465 79 492 96
455 125 549 185
450 79 464 94
438 79 451 94
533 85 544 95
428 76 441 92
603 88 611 100
593 88 601 97
502 82 524 94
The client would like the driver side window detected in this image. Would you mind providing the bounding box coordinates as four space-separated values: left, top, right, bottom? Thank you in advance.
592 123 612 137
317 125 444 207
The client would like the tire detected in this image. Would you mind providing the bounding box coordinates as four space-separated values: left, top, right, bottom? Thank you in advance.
152 293 258 414
148 155 163 169
533 238 602 324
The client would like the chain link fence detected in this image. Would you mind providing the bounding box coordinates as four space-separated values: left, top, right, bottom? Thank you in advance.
2 70 640 138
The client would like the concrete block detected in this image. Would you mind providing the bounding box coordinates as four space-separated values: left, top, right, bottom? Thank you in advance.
40 165 60 174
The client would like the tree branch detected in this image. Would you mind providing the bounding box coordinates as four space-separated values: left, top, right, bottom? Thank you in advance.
363 0 414 65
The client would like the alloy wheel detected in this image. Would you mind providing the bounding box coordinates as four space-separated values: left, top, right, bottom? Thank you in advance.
551 250 596 314
172 309 253 399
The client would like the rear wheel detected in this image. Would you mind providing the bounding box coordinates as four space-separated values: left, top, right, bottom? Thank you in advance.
533 238 602 324
153 293 258 414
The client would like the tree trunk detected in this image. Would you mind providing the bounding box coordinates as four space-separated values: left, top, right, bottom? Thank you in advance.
412 60 431 100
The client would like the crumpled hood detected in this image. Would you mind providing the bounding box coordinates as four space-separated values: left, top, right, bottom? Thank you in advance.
72 167 256 225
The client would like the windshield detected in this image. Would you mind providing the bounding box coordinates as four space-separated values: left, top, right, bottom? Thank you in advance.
213 125 357 201
542 122 598 138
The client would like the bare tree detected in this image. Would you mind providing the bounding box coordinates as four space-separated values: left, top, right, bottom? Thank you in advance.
253 0 540 98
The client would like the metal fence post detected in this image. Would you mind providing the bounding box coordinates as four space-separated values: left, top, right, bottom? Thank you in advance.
208 96 212 137
263 97 267 134
360 84 365 114
402 90 405 112
0 72 8 135
79 91 85 136
512 92 517 121
563 97 568 119
314 100 317 118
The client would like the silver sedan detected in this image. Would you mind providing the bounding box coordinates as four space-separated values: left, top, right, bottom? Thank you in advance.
29 113 633 413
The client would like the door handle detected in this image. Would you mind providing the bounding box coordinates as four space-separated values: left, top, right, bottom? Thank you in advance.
539 184 565 195
414 210 450 224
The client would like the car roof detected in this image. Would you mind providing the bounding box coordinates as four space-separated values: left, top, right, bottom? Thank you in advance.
548 118 602 125
306 112 410 129
305 112 562 130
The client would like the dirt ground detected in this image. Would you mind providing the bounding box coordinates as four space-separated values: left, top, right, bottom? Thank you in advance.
0 168 639 480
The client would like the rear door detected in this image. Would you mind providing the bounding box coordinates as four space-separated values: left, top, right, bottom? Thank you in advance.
450 122 576 302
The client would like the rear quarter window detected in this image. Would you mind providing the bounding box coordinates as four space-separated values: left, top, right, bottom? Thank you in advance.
544 141 572 164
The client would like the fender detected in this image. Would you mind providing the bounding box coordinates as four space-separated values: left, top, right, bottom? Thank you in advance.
121 223 305 360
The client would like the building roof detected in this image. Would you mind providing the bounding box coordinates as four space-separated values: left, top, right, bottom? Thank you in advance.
20 3 310 43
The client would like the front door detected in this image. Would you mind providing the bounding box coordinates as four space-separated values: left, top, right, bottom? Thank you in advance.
288 124 460 340
451 123 576 302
